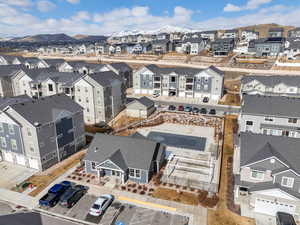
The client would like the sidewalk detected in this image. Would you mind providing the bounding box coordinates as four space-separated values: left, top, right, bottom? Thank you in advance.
0 188 37 209
70 179 208 225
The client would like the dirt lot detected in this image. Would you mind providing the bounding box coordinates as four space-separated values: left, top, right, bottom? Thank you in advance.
26 150 86 197
219 94 241 106
208 115 255 225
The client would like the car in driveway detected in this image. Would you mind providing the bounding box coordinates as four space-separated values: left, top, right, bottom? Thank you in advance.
184 106 192 112
168 105 176 111
178 105 184 111
59 185 88 208
203 97 209 103
200 108 207 114
152 93 160 98
89 194 114 216
209 109 216 115
39 181 71 208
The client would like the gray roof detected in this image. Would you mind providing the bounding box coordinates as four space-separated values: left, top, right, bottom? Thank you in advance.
269 27 284 32
286 37 300 50
43 58 65 67
84 133 161 171
109 62 132 72
33 71 83 86
241 75 300 86
254 37 285 44
183 37 204 43
241 95 300 118
0 95 31 110
240 132 300 174
0 65 25 78
212 38 235 43
22 67 57 80
10 94 83 125
127 96 154 109
88 71 123 87
145 64 203 76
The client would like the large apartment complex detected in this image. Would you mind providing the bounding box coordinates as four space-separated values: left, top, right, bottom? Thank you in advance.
133 64 224 101
0 94 85 171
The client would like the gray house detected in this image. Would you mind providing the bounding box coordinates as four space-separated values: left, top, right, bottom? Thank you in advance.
151 40 172 54
240 95 300 138
0 94 85 171
269 27 284 37
105 63 133 88
288 28 300 38
234 132 300 219
84 133 165 184
126 96 155 118
241 75 300 98
250 37 285 57
211 38 235 56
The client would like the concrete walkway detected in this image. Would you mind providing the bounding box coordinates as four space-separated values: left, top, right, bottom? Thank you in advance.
0 188 37 209
69 179 208 225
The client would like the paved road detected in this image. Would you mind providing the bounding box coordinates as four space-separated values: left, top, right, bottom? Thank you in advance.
40 55 300 75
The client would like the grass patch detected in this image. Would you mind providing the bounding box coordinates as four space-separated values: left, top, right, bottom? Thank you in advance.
152 188 199 205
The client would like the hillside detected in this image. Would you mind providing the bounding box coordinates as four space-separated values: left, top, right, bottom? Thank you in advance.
74 35 107 42
235 23 295 38
11 33 76 42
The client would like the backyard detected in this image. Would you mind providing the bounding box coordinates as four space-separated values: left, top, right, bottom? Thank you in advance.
207 115 255 225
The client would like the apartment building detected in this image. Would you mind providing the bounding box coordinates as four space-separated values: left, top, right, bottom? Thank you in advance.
133 64 224 101
240 95 300 138
0 94 85 171
73 71 126 124
241 75 300 98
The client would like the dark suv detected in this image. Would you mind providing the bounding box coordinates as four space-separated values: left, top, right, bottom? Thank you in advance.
59 185 88 208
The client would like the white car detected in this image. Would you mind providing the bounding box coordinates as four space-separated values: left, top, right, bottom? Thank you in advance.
89 194 114 216
153 93 160 98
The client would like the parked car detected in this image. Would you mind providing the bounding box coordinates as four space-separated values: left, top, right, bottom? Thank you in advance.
178 105 184 111
39 181 71 207
209 109 216 115
59 185 88 208
184 106 192 112
89 194 114 216
192 107 199 114
153 93 160 98
200 108 207 114
168 105 176 111
203 97 209 103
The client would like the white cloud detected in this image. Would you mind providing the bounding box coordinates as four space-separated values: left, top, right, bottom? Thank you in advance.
37 0 56 12
66 0 80 4
224 0 272 12
0 0 32 7
72 11 91 21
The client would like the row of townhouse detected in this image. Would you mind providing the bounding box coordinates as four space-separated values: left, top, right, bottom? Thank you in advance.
132 64 224 101
0 94 86 171
0 63 130 125
234 74 300 221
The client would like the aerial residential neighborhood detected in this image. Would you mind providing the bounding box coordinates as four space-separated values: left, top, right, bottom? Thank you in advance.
2 1 300 225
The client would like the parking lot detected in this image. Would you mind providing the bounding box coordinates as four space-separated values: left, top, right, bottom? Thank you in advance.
41 194 189 225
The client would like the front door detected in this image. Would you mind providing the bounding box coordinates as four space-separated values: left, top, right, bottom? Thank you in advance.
112 170 120 177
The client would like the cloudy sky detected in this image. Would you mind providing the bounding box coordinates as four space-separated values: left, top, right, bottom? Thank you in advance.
0 0 299 36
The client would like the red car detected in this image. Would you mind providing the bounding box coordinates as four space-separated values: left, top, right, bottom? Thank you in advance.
178 105 184 111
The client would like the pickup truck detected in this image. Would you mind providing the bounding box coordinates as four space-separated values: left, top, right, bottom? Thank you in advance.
39 181 71 207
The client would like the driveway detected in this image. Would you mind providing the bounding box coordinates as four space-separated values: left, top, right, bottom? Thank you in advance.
0 161 37 189
255 213 276 225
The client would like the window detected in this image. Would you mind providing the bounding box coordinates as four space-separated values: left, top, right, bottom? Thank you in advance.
264 117 274 122
135 169 141 178
0 137 6 148
91 162 97 170
8 124 14 135
48 84 53 92
0 123 3 133
87 108 90 113
251 170 264 180
171 76 176 82
30 145 34 152
281 177 294 188
27 128 31 136
129 168 135 177
11 139 17 150
246 121 253 126
85 87 88 93
288 118 297 124
86 98 89 103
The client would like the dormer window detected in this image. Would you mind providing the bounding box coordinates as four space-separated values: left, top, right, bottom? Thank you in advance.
251 170 264 180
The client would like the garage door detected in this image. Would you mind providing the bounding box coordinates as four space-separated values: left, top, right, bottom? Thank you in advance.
255 198 295 216
3 152 13 163
16 155 26 166
28 158 39 170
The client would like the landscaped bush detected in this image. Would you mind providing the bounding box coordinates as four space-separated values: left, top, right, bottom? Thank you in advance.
138 185 142 190
132 189 137 193
87 180 90 183
127 188 131 192
140 191 145 195
168 183 174 187
121 186 126 190
149 188 154 192
143 186 147 191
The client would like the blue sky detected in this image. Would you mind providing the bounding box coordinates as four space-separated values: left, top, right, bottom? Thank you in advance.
0 0 300 36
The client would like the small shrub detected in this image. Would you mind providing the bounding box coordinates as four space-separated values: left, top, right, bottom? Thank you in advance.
140 191 145 195
132 189 137 193
168 183 174 187
87 174 91 178
149 188 154 192
132 183 137 188
127 188 131 192
121 186 126 190
72 176 77 180
138 185 142 190
87 180 90 183
143 186 148 191
182 186 187 190
78 177 82 181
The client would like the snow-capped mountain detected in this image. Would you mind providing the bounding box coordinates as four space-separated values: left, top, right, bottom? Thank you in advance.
111 25 201 37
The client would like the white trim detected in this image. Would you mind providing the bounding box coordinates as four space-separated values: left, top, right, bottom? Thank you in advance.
250 169 265 181
252 188 299 201
96 159 123 172
281 176 295 188
274 168 300 177
242 156 290 170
